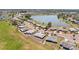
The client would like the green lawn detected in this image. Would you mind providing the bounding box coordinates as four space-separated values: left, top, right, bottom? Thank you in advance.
0 21 23 49
0 20 53 50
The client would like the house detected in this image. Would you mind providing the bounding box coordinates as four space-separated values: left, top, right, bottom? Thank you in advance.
67 17 73 21
74 20 79 24
34 33 46 39
76 28 79 31
53 31 57 35
74 34 79 43
64 33 74 42
18 23 28 32
46 36 58 43
33 32 46 39
56 30 65 38
24 29 36 35
20 28 27 32
69 28 77 32
18 25 25 28
57 33 65 38
60 41 76 50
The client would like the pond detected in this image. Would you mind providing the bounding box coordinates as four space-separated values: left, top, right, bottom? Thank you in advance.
0 16 5 20
31 15 69 27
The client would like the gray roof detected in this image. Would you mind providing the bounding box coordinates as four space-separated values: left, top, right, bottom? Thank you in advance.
69 28 77 32
25 30 36 34
46 36 57 42
76 28 79 31
33 32 46 39
60 41 76 50
20 28 27 32
75 20 79 24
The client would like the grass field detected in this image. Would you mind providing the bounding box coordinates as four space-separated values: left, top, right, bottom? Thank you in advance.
0 20 54 50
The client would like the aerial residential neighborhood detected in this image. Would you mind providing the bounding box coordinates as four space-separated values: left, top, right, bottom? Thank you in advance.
0 9 79 50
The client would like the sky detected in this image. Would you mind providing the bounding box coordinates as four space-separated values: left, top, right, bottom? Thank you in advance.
0 0 79 9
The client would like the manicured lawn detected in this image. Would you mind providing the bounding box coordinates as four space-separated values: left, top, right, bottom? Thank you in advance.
0 20 53 50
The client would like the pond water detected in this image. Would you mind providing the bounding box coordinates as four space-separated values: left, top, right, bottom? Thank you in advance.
0 16 5 19
31 15 69 27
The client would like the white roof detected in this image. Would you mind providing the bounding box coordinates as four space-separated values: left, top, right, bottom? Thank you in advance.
38 29 45 33
76 28 79 31
18 26 25 28
69 28 77 31
20 28 27 31
25 30 35 34
34 32 46 38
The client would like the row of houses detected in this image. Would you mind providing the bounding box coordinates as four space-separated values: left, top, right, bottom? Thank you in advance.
13 13 79 50
17 20 79 50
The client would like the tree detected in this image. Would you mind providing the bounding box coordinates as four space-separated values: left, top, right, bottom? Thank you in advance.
20 10 27 13
57 13 62 19
45 22 52 29
25 14 31 19
42 22 45 25
11 20 17 25
21 14 31 21
76 18 79 21
57 15 60 19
